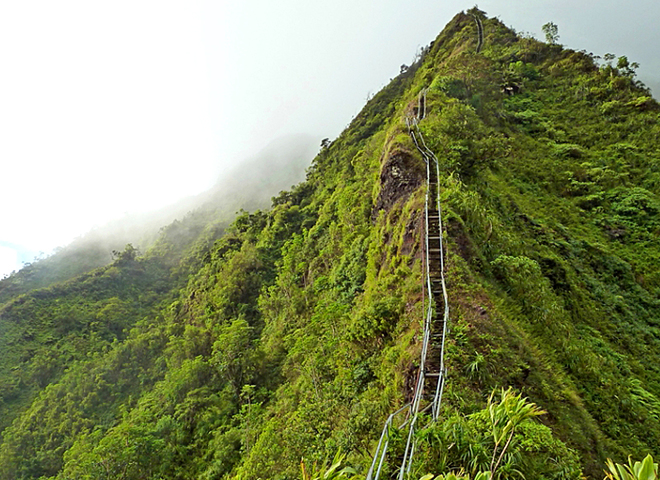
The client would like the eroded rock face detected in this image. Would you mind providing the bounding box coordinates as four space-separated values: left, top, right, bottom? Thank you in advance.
373 150 424 219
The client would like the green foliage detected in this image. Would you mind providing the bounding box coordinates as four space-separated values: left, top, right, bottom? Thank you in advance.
420 472 491 480
0 9 658 480
300 452 357 480
413 389 581 480
486 388 546 476
542 22 560 45
605 455 658 480
420 101 507 177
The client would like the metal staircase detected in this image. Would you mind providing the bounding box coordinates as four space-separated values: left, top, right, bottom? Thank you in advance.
366 88 449 479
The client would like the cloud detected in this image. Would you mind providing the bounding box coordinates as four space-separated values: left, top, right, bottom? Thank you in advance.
0 0 216 252
0 246 19 278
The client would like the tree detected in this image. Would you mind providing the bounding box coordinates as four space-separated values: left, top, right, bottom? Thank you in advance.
542 22 559 44
111 243 138 263
616 55 640 78
603 53 617 67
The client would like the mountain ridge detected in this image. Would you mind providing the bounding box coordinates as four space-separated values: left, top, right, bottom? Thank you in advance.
0 10 659 479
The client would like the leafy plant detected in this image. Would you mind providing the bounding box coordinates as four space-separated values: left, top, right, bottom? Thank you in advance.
542 22 559 45
300 452 357 480
605 455 658 480
420 471 491 480
487 388 546 477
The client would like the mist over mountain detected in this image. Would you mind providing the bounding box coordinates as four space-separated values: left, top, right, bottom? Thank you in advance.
0 10 659 480
2 1 658 285
0 134 317 303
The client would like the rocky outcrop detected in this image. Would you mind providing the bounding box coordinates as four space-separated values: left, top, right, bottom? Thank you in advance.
373 149 424 219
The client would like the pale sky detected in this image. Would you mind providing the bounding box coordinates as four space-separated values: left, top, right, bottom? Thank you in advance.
0 0 658 277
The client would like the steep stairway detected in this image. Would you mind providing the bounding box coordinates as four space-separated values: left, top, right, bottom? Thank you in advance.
408 89 449 421
425 208 445 404
366 89 450 480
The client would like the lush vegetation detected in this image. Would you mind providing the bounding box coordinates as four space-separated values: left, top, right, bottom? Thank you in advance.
0 9 659 479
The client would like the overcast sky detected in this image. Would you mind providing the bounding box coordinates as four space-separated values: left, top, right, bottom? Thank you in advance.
0 0 658 277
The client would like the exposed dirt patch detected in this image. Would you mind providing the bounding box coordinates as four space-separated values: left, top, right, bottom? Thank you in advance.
373 150 424 220
400 210 421 258
403 361 419 403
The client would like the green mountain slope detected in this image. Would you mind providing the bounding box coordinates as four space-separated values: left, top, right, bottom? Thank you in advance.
0 135 314 477
0 10 659 479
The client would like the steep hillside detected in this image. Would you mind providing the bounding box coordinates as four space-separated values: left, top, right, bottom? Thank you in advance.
0 135 314 475
0 10 659 480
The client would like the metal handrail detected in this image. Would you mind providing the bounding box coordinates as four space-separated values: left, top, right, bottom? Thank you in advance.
472 14 484 53
367 88 450 479
365 404 412 480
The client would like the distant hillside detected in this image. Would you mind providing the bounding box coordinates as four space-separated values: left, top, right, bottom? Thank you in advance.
0 134 317 304
0 10 659 480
